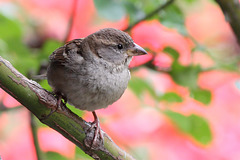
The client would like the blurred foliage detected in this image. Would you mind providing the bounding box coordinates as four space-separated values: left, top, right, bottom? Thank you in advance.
159 92 183 102
42 147 94 160
95 0 187 34
1 0 240 159
0 14 61 76
164 47 212 105
188 0 197 3
128 77 157 99
164 110 212 145
164 47 201 88
44 152 66 160
0 14 38 75
192 40 240 72
158 4 187 35
190 88 211 105
75 147 93 160
129 77 183 103
94 0 126 21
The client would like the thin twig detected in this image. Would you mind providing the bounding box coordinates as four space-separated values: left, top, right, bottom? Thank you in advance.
215 0 240 45
124 0 174 32
30 113 42 160
0 103 22 112
63 0 78 43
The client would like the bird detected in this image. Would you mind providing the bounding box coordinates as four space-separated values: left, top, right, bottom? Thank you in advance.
46 28 147 147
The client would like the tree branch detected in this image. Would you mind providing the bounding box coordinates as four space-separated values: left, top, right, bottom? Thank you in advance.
215 0 240 45
0 56 135 160
124 0 174 32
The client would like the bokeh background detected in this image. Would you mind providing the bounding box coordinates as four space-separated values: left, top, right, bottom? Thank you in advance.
0 0 240 159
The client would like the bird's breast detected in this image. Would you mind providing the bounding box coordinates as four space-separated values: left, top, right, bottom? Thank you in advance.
65 62 130 111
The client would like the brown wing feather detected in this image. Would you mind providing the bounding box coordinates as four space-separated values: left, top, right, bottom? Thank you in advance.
49 39 84 64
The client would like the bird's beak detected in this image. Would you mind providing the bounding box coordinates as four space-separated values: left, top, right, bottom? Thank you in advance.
127 43 148 56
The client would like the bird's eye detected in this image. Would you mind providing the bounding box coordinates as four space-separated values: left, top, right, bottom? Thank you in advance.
117 44 123 49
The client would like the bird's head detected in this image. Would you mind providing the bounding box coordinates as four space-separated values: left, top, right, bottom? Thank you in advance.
82 28 147 65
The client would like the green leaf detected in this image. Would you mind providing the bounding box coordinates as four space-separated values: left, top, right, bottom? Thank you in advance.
163 47 180 60
0 14 39 75
164 110 212 145
165 47 201 88
170 64 201 88
123 1 145 24
40 40 61 59
44 152 66 160
39 80 52 91
159 92 183 102
164 47 211 104
0 14 21 40
190 88 211 105
75 146 94 160
184 0 197 3
159 4 188 35
94 0 126 21
128 77 157 99
67 104 85 118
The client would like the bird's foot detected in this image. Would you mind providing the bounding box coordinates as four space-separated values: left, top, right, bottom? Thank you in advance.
40 93 66 120
84 111 104 150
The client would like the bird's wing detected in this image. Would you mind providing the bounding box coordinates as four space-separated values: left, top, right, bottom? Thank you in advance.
49 38 84 64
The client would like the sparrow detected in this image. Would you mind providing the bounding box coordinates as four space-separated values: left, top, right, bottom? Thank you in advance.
46 28 147 147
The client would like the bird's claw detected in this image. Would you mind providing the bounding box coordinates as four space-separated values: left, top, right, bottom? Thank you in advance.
84 111 104 150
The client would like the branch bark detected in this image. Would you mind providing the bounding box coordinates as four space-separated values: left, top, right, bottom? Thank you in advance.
0 56 135 160
215 0 240 45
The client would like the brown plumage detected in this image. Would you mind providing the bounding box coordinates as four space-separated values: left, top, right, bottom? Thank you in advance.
47 28 147 148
